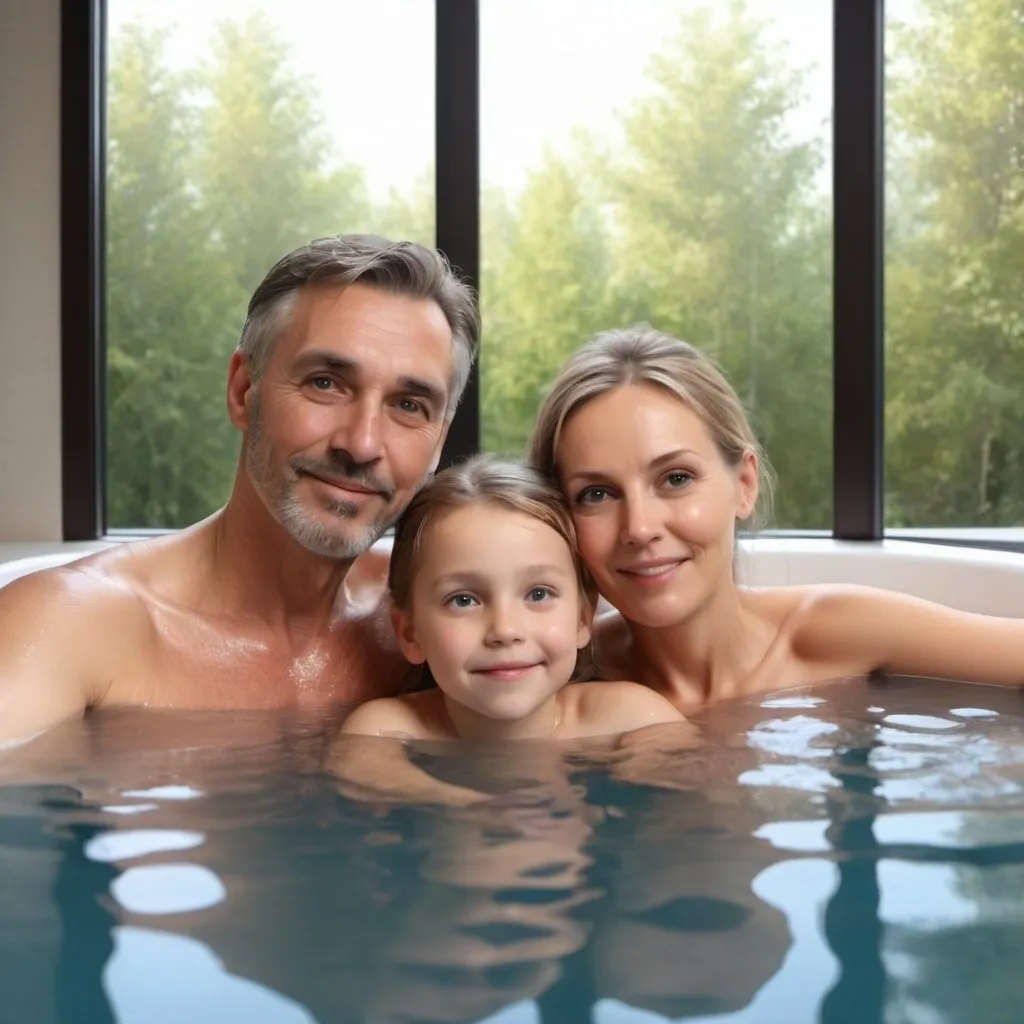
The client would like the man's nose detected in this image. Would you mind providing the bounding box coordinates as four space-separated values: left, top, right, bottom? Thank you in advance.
332 396 383 465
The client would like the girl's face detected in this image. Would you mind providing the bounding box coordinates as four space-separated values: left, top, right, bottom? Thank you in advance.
392 504 592 730
555 383 757 629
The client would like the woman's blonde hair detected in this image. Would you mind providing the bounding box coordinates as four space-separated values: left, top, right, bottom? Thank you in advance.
388 454 596 611
529 323 774 526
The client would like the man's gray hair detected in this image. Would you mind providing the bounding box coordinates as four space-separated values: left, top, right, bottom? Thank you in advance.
238 234 480 420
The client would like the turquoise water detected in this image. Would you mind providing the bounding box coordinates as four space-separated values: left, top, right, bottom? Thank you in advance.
1 677 1023 1023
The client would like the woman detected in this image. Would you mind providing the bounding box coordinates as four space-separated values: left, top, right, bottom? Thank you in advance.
529 324 1024 710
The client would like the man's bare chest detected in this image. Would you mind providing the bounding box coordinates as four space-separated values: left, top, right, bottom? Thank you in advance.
98 611 397 711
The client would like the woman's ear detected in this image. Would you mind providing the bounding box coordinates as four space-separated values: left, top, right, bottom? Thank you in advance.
389 604 426 665
735 449 759 522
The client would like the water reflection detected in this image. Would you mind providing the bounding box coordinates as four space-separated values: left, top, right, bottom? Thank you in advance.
0 679 1022 1022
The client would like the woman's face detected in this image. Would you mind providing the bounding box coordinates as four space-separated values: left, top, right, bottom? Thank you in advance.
555 383 757 628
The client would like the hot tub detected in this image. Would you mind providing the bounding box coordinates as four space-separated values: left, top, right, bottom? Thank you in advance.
1 536 1022 1023
4 536 1024 614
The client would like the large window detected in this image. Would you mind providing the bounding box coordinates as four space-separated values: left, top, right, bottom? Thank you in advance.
104 1 434 529
885 0 1024 531
480 0 834 530
63 0 1021 544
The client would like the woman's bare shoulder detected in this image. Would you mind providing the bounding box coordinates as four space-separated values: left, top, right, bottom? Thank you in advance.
741 582 937 677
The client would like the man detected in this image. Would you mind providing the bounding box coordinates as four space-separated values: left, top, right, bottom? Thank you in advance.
0 234 479 743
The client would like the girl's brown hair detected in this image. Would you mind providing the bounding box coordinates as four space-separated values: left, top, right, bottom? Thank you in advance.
388 454 595 610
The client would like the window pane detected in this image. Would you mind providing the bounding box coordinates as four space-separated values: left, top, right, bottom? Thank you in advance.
105 1 433 529
885 0 1024 528
480 0 833 529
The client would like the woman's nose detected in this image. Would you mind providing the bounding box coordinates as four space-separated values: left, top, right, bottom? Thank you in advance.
619 493 663 546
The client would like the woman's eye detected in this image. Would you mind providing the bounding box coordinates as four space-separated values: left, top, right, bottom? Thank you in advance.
526 586 555 603
664 470 694 489
446 593 478 609
575 486 611 505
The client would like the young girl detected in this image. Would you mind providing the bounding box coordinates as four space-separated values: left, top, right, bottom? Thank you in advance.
339 455 685 744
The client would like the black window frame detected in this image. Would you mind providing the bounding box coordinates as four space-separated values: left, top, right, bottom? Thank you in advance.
62 0 1017 551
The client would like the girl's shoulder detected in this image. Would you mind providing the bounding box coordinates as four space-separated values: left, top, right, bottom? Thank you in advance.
340 688 449 740
560 679 685 737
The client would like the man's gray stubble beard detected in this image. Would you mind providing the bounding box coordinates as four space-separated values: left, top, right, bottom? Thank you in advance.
244 396 395 560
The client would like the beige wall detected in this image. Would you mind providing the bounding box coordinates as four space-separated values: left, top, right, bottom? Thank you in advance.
0 0 62 541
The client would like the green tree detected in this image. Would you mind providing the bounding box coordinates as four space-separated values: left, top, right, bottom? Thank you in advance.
605 0 832 528
106 15 378 528
370 167 435 248
196 14 370 295
886 0 1024 526
106 23 241 528
480 150 614 456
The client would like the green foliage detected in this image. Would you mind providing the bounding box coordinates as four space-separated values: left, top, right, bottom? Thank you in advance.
105 17 415 528
479 2 832 526
602 1 832 527
480 150 614 457
106 2 1024 531
106 22 242 527
886 0 1024 526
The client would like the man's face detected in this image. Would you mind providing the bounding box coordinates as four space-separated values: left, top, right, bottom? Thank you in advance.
243 283 454 559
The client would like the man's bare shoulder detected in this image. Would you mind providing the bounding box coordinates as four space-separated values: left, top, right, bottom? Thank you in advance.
562 680 685 738
0 547 151 626
0 536 192 677
0 545 168 742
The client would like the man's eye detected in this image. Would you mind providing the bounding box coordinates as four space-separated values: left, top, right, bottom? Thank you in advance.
309 375 334 391
526 586 555 603
397 397 425 416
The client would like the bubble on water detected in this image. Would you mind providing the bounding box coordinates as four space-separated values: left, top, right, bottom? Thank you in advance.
86 829 204 863
883 714 960 730
111 864 225 914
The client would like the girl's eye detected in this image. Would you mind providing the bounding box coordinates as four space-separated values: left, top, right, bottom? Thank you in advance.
575 485 611 506
663 470 694 489
446 593 478 609
526 586 555 603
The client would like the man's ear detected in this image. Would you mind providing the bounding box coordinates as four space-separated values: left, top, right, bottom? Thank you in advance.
226 349 255 431
389 603 426 665
735 449 759 523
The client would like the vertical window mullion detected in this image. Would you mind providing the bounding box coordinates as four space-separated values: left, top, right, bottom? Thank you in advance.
61 0 106 539
435 0 480 465
833 0 885 540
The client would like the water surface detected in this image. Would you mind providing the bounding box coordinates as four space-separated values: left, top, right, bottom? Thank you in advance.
1 676 1023 1023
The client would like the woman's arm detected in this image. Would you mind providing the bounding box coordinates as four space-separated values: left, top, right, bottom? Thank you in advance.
800 584 1024 685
